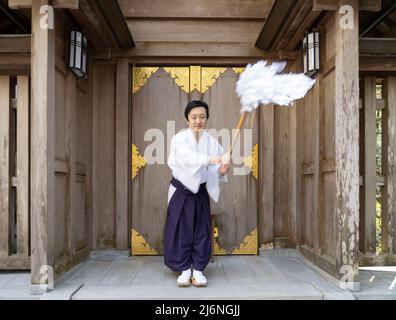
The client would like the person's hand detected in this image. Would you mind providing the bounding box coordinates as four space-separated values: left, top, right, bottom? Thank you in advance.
219 164 230 175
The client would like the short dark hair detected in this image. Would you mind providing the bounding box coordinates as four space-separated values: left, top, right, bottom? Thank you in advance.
184 100 209 120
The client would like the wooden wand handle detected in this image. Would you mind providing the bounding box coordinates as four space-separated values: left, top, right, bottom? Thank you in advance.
228 111 248 155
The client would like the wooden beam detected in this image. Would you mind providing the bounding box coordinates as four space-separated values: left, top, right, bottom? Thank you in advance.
359 0 382 11
68 1 109 50
115 58 129 250
274 1 311 50
255 0 297 51
8 0 79 9
105 43 299 60
360 56 396 71
360 2 396 37
69 0 134 50
313 0 381 11
313 0 339 11
7 0 30 9
0 255 30 269
334 0 360 287
0 76 10 258
30 0 55 292
126 20 263 44
285 6 322 51
94 0 134 49
0 1 30 33
360 38 396 56
52 0 79 9
119 0 273 20
0 35 30 53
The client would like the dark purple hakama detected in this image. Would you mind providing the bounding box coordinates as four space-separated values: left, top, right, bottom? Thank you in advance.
163 177 212 272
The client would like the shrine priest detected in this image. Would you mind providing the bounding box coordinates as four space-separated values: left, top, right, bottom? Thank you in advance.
164 100 230 287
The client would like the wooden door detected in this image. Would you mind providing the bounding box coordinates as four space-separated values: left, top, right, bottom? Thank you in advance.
131 66 258 255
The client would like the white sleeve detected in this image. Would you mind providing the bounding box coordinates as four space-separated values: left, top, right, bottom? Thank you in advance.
168 135 209 176
208 139 228 183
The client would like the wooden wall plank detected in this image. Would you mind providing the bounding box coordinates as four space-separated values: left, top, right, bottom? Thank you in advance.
259 105 274 244
363 77 377 253
92 62 116 249
16 76 29 256
313 78 321 254
321 71 337 258
0 76 10 257
0 256 30 269
64 72 76 258
30 0 56 288
383 77 396 254
274 105 290 241
115 58 129 250
334 0 360 285
289 100 298 246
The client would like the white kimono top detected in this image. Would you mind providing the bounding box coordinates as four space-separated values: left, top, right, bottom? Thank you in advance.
167 128 227 203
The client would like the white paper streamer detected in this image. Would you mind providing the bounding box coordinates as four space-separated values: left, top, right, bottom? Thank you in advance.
236 60 316 113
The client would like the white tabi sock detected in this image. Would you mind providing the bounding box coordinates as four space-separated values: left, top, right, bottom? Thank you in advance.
177 268 191 284
192 269 207 284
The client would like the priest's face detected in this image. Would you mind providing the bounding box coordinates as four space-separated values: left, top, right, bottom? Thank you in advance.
187 107 207 133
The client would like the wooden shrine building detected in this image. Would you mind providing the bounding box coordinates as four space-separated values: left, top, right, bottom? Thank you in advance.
0 0 395 293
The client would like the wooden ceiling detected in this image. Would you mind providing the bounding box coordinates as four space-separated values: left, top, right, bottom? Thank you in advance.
360 0 396 38
0 0 29 33
117 0 276 59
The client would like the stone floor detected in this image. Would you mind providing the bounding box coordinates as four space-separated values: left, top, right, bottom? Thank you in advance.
0 249 395 300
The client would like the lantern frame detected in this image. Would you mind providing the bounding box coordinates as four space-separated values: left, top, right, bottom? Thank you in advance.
302 29 320 77
69 29 88 79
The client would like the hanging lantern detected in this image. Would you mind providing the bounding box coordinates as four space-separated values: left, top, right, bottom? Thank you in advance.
302 29 320 77
69 29 88 79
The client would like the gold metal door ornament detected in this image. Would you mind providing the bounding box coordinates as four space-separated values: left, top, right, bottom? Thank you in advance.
231 229 258 254
132 144 147 179
243 144 258 179
132 66 237 95
213 228 258 255
131 229 157 255
163 66 227 93
132 67 159 94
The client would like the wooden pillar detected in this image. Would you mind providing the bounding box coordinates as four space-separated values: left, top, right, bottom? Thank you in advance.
115 58 130 250
30 0 55 293
363 77 377 253
334 0 360 289
0 76 10 258
383 77 396 255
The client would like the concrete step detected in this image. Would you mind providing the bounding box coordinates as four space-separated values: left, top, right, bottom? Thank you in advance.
69 283 324 300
